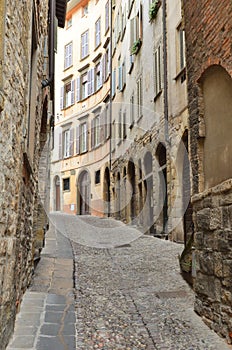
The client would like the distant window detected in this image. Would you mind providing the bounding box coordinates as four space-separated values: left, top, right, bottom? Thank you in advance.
154 45 162 96
80 122 88 153
81 30 89 59
63 178 70 191
95 170 100 184
81 72 88 100
137 76 143 119
130 93 135 127
95 18 101 48
105 1 109 33
63 130 70 158
64 42 72 69
60 80 75 109
66 17 72 28
82 5 88 16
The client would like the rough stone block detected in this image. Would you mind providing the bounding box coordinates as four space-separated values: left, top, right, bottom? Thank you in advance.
196 208 211 231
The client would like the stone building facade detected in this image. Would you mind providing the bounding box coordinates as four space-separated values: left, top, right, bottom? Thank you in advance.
0 0 66 348
183 0 232 343
110 0 192 244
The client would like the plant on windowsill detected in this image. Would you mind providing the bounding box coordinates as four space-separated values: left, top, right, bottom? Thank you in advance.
149 0 161 22
131 38 142 55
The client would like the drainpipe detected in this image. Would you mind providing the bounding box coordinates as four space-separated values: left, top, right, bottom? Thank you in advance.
108 0 113 217
162 0 168 144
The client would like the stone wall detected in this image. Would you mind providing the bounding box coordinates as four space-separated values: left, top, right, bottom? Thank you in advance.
0 0 50 348
193 179 232 343
182 0 232 342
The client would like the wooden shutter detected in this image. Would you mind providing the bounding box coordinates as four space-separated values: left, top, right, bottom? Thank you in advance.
59 132 62 159
87 70 91 96
76 126 80 154
99 60 103 88
69 128 74 156
69 43 73 66
118 65 122 91
60 87 64 110
76 77 80 102
71 80 75 105
102 54 106 82
100 111 104 144
91 119 94 149
91 68 95 94
85 123 89 151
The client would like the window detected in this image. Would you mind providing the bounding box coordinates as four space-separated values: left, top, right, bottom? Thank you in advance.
176 23 186 82
64 130 70 158
63 178 70 191
121 4 126 40
154 45 162 96
91 116 100 148
118 109 122 142
81 30 89 59
66 17 72 28
112 69 116 97
95 61 103 90
80 122 88 153
123 111 127 139
95 170 100 184
130 6 142 54
64 42 72 69
130 93 135 127
118 60 126 91
95 18 101 48
177 24 186 71
60 80 75 109
82 5 88 16
137 76 143 119
81 72 88 100
105 1 109 33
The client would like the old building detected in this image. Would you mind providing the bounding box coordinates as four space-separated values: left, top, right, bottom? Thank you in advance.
0 0 66 348
183 0 232 343
52 0 192 247
110 0 192 244
51 0 111 216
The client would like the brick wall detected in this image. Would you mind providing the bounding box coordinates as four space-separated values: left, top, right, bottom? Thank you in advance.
183 0 232 343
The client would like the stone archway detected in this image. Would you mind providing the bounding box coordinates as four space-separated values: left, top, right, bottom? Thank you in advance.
77 171 91 215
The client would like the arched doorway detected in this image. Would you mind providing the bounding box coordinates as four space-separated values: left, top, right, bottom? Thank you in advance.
144 152 154 233
103 167 110 217
128 160 136 222
78 171 91 215
156 143 168 236
54 176 60 211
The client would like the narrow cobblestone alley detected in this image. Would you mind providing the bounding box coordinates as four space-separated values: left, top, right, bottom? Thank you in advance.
7 214 231 349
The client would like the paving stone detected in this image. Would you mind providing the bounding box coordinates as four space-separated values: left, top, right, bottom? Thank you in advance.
9 336 35 348
40 323 60 336
36 336 65 350
46 294 66 305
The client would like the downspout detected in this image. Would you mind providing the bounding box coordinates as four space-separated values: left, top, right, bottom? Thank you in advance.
162 0 168 143
162 0 169 235
109 0 113 217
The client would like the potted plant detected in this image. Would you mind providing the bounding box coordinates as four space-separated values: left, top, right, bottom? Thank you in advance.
149 0 161 22
131 38 142 55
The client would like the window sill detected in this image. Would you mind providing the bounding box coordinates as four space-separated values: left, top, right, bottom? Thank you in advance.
80 54 89 62
64 65 73 72
94 43 101 51
154 90 162 102
174 67 186 82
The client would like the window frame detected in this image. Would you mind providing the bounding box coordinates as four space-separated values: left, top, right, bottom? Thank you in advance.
64 42 73 69
81 30 89 60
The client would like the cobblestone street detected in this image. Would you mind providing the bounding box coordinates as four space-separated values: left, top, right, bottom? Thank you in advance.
7 214 231 349
56 213 231 350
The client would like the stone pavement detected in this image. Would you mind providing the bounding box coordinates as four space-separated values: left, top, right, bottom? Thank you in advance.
6 213 232 350
65 214 230 350
6 225 76 350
